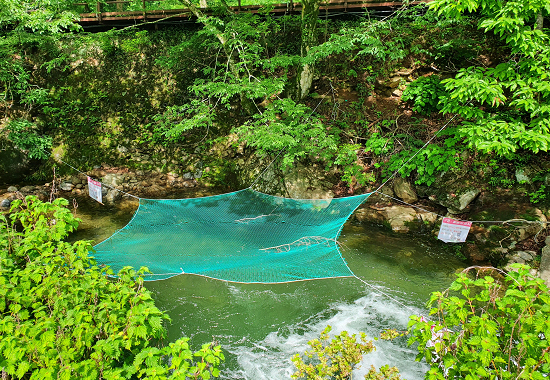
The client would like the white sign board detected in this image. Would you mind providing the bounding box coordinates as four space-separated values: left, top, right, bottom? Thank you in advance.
87 177 103 204
438 217 472 243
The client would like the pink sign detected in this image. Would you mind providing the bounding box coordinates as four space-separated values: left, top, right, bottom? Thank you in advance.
87 177 103 204
438 218 472 243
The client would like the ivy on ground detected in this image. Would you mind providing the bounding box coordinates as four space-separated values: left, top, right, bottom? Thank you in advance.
0 196 224 380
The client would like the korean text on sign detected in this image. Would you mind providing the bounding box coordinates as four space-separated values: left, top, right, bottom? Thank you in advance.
87 177 103 204
438 217 472 243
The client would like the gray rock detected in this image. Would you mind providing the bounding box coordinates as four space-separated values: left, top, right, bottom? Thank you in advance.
545 236 550 246
103 173 126 187
284 164 334 200
7 186 17 192
0 199 11 209
104 189 122 204
183 172 194 180
194 169 203 179
457 189 481 211
20 185 35 193
393 178 418 204
517 223 542 241
382 205 417 233
444 188 481 213
59 181 74 191
515 168 531 184
387 76 402 88
516 251 534 261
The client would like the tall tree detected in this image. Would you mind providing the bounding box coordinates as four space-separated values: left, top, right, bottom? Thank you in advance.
294 0 321 100
432 0 550 156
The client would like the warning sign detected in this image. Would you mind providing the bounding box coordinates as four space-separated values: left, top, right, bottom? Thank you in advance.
87 177 103 204
438 217 472 243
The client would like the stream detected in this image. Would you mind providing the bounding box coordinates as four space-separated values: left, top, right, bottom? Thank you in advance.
70 191 465 380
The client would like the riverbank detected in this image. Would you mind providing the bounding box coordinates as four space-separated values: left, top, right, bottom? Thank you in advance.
2 163 549 287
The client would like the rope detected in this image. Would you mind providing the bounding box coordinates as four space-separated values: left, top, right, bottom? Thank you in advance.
375 190 550 225
248 148 287 190
56 157 140 200
375 112 459 193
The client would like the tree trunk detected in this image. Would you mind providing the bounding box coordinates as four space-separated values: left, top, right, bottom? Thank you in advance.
293 0 320 100
535 11 543 30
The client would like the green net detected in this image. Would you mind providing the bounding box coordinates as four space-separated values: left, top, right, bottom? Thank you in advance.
92 189 371 282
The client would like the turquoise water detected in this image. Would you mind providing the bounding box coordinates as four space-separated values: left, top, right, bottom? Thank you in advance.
70 193 464 379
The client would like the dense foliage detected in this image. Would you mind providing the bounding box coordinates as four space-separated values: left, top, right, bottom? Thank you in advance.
292 326 401 380
431 0 550 156
408 266 550 379
1 0 549 190
0 197 224 379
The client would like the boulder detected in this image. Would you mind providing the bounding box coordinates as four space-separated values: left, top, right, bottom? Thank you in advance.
7 186 17 192
438 188 481 214
354 207 386 224
20 185 35 193
104 189 122 204
59 181 74 191
0 199 11 209
284 164 334 200
386 76 402 88
102 173 126 187
382 205 417 233
393 178 418 203
516 222 544 242
506 251 534 265
416 210 439 225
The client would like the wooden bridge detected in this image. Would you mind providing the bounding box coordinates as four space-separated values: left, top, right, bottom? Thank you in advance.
77 0 419 26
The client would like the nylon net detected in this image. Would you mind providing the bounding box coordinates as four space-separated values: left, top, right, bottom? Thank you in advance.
92 189 371 282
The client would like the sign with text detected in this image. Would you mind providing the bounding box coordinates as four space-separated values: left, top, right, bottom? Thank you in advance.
87 177 103 204
438 217 472 243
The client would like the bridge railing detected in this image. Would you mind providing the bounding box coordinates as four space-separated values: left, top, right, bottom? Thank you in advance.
77 0 412 24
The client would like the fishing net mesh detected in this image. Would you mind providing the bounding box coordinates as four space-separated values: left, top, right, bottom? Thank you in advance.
92 189 371 282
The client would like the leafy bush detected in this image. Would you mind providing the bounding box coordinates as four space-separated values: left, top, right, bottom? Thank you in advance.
383 133 461 186
431 0 550 157
4 119 52 160
292 326 401 380
0 196 224 380
408 265 550 379
402 75 446 115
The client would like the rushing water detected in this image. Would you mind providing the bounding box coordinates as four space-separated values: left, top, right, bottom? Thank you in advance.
70 193 465 380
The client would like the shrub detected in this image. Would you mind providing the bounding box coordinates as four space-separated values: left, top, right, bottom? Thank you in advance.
0 196 224 380
408 265 550 379
401 75 446 115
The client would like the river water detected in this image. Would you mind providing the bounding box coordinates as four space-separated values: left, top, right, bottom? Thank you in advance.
70 192 465 380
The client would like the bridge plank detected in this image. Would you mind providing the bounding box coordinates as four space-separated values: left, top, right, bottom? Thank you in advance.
78 1 420 24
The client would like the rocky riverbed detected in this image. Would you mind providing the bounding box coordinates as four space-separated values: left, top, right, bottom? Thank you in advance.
1 163 549 287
